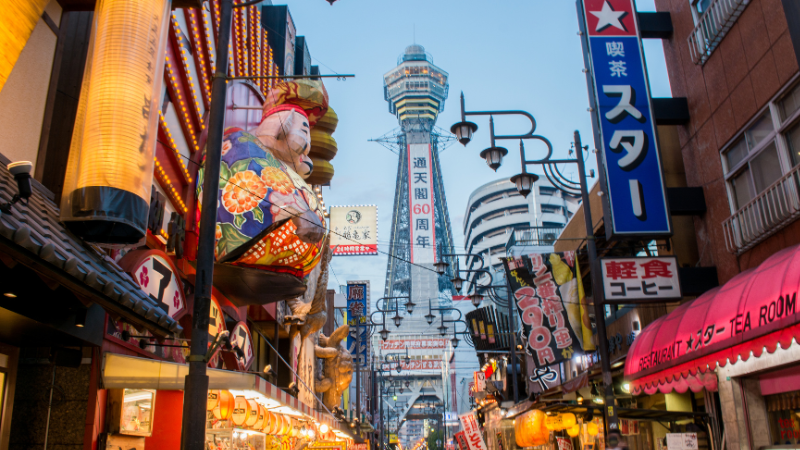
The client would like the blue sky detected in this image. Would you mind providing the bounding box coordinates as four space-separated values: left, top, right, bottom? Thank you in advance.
279 0 671 297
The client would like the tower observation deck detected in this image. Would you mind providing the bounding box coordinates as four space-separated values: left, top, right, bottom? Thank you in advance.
384 45 449 123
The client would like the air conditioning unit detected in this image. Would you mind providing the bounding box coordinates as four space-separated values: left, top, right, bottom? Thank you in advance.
543 233 557 242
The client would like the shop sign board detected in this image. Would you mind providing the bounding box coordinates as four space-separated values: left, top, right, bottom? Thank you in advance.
620 419 639 435
329 205 378 256
503 253 590 368
601 256 681 301
557 438 573 450
455 432 469 450
473 371 486 392
346 281 369 365
389 434 399 444
118 249 187 318
221 322 255 371
458 412 488 450
666 433 698 450
580 0 672 238
380 360 442 371
525 357 560 394
444 412 459 426
381 339 447 350
407 143 437 264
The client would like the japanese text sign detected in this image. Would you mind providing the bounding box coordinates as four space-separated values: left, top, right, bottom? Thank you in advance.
474 371 486 392
557 438 574 450
458 412 488 450
503 253 589 368
380 360 442 371
346 281 369 364
666 433 698 450
601 256 681 301
408 143 437 264
381 339 447 350
581 0 671 237
330 205 378 256
455 432 469 450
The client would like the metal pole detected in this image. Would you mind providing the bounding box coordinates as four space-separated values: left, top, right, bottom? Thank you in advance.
356 320 362 434
380 373 385 450
180 0 233 448
505 278 519 403
574 130 618 432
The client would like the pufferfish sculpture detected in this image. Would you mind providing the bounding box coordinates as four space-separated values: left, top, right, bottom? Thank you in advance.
196 80 329 305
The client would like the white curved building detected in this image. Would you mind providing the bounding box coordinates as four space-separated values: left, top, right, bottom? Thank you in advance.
463 178 580 283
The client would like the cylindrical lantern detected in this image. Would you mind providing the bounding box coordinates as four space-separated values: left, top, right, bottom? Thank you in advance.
253 405 266 430
276 414 288 435
587 422 599 436
561 413 577 429
207 390 220 411
60 0 171 244
261 411 273 433
515 410 547 447
567 425 580 437
212 390 235 420
231 396 249 426
245 399 259 427
264 412 278 434
545 414 562 431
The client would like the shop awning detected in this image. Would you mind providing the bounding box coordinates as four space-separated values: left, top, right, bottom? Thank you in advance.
625 244 800 395
102 353 339 429
540 403 708 424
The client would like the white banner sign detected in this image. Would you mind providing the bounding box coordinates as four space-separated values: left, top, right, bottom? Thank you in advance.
381 339 447 350
458 412 488 450
666 433 698 450
601 256 681 301
408 143 436 264
329 205 378 255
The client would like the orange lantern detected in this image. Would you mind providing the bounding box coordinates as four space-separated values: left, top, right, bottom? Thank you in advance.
562 413 577 429
545 414 563 431
515 410 548 447
261 411 273 433
212 390 235 420
266 412 279 434
207 390 220 411
245 399 259 427
231 396 249 426
276 414 289 435
587 422 599 436
254 405 267 430
567 424 580 437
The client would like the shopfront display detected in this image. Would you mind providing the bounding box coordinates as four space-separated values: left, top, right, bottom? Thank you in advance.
207 427 267 450
108 388 156 436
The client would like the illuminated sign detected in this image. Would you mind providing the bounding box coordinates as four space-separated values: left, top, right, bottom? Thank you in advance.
329 205 378 256
601 256 681 301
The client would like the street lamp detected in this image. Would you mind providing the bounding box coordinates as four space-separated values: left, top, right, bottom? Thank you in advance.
450 92 479 145
468 292 483 308
451 336 460 348
392 313 403 328
479 145 507 172
380 328 390 341
450 275 464 293
433 260 449 276
509 171 539 198
405 299 416 315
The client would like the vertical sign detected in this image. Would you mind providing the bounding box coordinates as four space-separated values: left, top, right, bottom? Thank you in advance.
581 0 671 237
458 412 488 450
346 281 369 365
408 143 437 264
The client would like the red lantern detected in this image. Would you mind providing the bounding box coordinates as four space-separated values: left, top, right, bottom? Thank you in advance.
212 390 235 420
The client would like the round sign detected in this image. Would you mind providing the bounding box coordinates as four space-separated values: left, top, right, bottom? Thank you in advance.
119 250 187 318
346 210 361 224
231 396 248 426
230 322 255 370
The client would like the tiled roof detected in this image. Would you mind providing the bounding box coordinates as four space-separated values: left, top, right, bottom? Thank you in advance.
0 159 182 336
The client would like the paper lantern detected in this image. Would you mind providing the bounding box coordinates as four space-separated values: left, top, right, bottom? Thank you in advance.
231 396 248 426
60 0 171 244
515 410 548 447
1 0 49 94
264 412 278 434
207 390 220 410
212 390 234 420
587 422 599 436
245 399 259 427
561 413 577 429
253 405 266 430
567 425 580 438
261 411 273 433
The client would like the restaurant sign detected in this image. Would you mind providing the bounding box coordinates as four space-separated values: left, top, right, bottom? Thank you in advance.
601 256 681 301
459 412 488 450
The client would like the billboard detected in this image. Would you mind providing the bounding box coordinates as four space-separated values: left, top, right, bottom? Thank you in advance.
502 252 593 368
346 281 369 365
408 144 436 264
381 339 447 350
329 205 378 256
580 0 671 238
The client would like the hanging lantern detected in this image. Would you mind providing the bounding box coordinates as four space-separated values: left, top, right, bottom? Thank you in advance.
261 411 274 433
567 424 580 438
207 390 220 411
587 422 599 436
231 396 249 426
212 390 235 420
561 413 577 429
254 405 267 430
245 399 259 427
515 410 548 447
267 412 280 434
275 414 288 435
60 0 171 244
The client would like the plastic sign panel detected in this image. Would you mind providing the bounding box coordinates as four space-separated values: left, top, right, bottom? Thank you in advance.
381 339 447 350
458 412 488 450
581 0 671 237
473 371 486 392
346 281 369 365
119 249 187 318
380 360 442 371
408 143 437 264
329 205 378 256
601 256 681 301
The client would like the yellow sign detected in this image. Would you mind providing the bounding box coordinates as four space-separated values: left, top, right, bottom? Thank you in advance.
389 434 399 444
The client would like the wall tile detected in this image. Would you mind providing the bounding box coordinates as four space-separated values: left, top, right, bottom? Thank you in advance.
713 99 737 148
696 122 724 184
737 1 771 70
729 76 758 129
704 51 729 112
720 25 749 89
760 0 789 45
750 52 781 109
681 143 700 187
772 32 800 85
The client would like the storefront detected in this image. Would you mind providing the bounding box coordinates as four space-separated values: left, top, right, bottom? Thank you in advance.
626 244 800 450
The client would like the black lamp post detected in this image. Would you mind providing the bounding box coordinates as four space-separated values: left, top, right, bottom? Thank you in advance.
451 92 617 430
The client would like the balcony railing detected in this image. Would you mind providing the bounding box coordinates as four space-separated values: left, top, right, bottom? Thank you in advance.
687 0 750 65
722 164 800 254
506 226 564 250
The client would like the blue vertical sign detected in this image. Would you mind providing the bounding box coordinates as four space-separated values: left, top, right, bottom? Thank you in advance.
346 282 369 365
581 0 671 237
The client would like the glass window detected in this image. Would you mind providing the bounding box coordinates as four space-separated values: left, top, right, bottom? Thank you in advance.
751 143 783 192
726 138 749 169
781 83 800 121
731 170 754 209
694 0 714 15
787 124 800 167
766 389 800 446
745 113 775 149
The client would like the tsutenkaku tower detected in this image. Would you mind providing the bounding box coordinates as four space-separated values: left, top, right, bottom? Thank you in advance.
382 44 457 333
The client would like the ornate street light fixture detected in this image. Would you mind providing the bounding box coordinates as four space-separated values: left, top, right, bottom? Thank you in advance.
468 292 483 308
451 336 460 348
510 172 539 198
450 93 478 145
380 328 390 341
433 260 449 275
405 299 416 315
480 146 507 171
450 275 464 293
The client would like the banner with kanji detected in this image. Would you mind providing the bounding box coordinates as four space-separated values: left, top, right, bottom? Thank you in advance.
503 252 592 369
454 432 469 450
346 281 369 365
458 412 488 450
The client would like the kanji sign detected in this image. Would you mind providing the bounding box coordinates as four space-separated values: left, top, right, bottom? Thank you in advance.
601 256 681 301
381 339 447 350
346 281 370 365
503 253 590 368
455 432 469 450
473 371 486 393
118 249 187 318
408 143 436 264
330 205 378 255
581 0 671 237
458 412 488 450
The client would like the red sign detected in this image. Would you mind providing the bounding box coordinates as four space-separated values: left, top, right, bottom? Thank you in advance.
583 0 638 37
221 321 255 371
458 412 487 450
557 438 574 450
454 432 469 450
381 339 447 350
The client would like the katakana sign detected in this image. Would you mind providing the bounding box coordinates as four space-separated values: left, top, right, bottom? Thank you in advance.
581 0 671 237
329 205 378 256
380 360 442 371
601 256 681 301
408 144 437 264
458 412 488 450
503 253 589 368
380 339 447 350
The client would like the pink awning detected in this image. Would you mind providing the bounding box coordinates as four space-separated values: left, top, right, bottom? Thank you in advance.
625 244 800 395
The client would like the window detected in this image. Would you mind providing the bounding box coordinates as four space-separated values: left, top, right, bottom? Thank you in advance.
690 0 715 22
542 221 564 229
540 204 562 214
721 82 800 212
508 206 528 215
539 186 557 196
